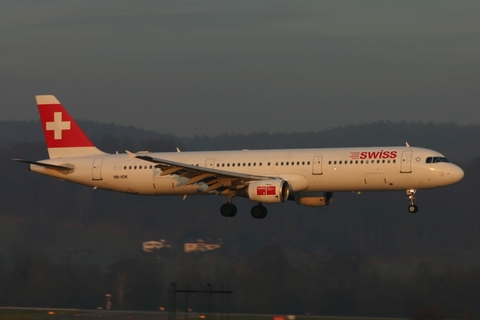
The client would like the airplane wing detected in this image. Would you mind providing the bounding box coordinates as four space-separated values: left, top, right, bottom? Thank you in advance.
134 153 275 193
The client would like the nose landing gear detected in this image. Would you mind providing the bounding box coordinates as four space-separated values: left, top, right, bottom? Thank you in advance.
406 188 418 213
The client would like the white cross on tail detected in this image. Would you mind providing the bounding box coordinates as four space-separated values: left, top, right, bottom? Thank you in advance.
46 112 71 140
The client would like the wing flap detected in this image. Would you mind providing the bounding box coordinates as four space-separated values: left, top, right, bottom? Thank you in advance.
185 173 216 186
136 154 273 193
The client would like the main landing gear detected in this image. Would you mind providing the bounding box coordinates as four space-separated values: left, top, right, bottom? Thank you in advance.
220 202 237 217
406 188 418 213
219 202 268 219
250 204 267 219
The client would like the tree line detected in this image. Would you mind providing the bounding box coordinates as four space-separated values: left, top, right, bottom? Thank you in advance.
1 121 480 318
0 245 478 319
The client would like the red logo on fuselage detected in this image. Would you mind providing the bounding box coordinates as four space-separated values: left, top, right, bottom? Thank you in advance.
359 150 397 159
350 150 398 159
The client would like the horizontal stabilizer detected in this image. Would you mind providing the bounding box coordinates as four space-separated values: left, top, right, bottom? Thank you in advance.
12 159 73 171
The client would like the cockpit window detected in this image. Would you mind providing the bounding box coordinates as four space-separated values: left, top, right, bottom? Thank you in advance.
426 156 450 163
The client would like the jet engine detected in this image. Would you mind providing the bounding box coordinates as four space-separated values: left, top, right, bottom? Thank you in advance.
294 192 333 207
246 180 290 204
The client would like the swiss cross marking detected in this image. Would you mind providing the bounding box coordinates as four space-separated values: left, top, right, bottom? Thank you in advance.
46 112 71 140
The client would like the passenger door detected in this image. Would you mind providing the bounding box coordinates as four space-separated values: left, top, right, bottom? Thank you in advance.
400 151 413 173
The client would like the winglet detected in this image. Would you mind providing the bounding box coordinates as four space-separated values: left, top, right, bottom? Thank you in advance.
405 142 410 147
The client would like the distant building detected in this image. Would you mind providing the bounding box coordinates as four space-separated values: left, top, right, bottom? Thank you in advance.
184 239 222 253
143 239 171 252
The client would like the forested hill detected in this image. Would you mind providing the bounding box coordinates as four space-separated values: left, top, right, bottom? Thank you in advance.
3 120 480 161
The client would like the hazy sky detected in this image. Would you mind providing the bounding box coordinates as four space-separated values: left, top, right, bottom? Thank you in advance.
2 0 480 137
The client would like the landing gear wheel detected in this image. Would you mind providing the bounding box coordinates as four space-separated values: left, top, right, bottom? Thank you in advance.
220 203 237 217
251 204 267 219
406 188 418 213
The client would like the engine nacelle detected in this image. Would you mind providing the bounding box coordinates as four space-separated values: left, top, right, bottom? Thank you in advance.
247 180 290 204
294 192 333 207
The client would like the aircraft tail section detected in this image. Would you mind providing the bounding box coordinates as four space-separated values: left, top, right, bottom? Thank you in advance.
36 95 105 159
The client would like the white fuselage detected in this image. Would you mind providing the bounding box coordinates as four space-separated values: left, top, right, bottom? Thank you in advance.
29 146 464 197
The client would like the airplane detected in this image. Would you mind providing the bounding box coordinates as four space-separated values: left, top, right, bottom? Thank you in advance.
13 95 464 219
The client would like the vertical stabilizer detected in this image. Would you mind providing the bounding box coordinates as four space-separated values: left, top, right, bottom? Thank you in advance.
36 95 105 158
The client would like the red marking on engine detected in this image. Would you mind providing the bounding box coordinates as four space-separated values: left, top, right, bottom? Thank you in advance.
257 186 276 196
257 186 266 195
267 186 276 195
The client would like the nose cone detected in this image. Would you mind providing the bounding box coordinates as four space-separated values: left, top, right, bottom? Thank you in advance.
449 164 464 184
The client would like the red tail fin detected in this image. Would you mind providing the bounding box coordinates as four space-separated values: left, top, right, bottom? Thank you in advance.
36 95 104 158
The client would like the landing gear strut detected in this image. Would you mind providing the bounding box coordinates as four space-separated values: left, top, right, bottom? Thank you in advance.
406 188 418 213
251 204 268 219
